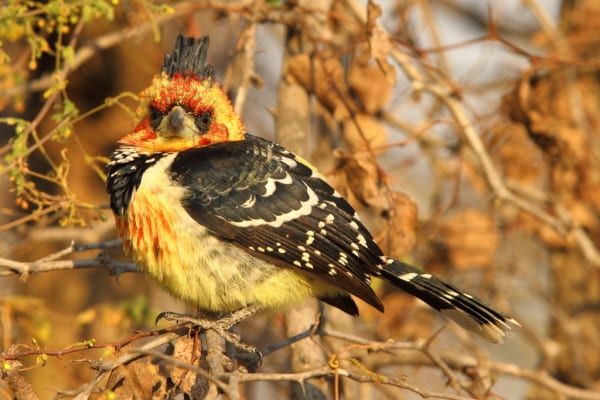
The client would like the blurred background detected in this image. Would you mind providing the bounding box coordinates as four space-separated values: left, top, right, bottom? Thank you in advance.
2 0 600 399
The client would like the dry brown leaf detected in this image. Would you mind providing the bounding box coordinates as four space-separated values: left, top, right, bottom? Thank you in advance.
104 355 167 399
349 52 392 114
503 64 600 245
328 0 362 46
510 69 592 179
488 121 547 186
329 150 387 208
375 191 418 260
285 53 355 120
342 114 387 154
170 336 203 396
366 0 397 86
435 209 498 270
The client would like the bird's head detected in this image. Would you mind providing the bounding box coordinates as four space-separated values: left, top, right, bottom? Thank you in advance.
119 35 245 152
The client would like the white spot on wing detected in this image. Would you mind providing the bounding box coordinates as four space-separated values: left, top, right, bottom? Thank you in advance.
356 234 367 247
280 156 297 168
241 195 256 208
228 185 319 228
262 173 293 196
338 252 349 266
398 272 418 282
306 231 315 245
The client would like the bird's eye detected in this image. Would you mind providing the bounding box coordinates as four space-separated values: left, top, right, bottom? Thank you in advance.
195 110 213 133
149 106 163 130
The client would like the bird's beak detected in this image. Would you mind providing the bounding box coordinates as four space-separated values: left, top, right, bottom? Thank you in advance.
169 106 186 133
161 106 197 140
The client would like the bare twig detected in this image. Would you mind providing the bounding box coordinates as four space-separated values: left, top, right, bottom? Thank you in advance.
0 239 135 278
203 329 227 399
231 22 257 116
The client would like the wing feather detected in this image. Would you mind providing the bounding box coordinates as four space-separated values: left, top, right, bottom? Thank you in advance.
169 134 386 311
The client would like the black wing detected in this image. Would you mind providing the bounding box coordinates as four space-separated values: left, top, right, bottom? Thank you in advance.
169 134 387 312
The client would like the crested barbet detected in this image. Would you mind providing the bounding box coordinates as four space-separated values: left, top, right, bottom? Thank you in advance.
106 35 519 344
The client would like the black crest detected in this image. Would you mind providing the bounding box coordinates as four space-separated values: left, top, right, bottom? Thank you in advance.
162 35 215 80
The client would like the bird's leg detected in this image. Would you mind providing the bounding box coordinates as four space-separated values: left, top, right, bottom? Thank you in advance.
155 305 261 354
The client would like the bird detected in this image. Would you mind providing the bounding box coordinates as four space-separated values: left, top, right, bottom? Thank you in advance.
106 35 519 349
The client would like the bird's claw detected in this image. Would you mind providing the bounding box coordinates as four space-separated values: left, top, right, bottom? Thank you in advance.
155 310 186 325
154 310 260 357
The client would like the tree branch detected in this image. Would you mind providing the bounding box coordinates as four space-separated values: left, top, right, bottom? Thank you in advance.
0 239 136 278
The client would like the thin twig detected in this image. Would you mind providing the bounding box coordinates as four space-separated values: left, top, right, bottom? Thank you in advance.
220 365 476 400
232 22 257 116
0 239 135 278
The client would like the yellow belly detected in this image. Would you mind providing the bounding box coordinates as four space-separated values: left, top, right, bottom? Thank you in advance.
116 156 340 312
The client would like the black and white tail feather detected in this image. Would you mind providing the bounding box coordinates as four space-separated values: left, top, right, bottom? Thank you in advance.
382 259 519 343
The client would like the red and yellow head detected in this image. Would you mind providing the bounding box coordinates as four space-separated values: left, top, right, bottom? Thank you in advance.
119 36 245 152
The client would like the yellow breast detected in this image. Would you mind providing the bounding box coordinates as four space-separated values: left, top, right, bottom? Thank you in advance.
117 154 342 312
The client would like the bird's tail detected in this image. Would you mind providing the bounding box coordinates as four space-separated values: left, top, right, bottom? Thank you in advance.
381 259 520 343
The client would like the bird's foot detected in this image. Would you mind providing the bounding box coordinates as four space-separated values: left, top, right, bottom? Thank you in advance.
155 306 261 357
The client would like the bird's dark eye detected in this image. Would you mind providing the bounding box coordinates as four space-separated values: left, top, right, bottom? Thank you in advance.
149 106 164 130
195 110 213 133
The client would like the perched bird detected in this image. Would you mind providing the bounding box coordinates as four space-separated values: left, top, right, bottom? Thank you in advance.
106 35 518 345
